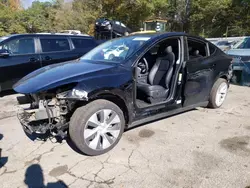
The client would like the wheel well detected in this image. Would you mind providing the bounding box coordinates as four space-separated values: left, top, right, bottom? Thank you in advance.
90 94 129 126
220 75 227 80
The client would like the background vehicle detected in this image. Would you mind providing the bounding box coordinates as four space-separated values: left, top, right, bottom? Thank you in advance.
14 33 232 156
59 30 82 35
0 33 97 92
103 45 127 59
143 19 168 32
130 19 168 35
215 40 233 51
95 18 131 40
227 37 250 86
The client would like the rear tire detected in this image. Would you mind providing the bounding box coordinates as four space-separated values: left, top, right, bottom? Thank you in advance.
69 99 125 156
208 78 228 108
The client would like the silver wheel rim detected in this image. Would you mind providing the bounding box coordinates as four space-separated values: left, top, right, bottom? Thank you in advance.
215 82 228 107
84 109 121 151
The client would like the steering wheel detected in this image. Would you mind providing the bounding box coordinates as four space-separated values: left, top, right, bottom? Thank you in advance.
137 58 149 74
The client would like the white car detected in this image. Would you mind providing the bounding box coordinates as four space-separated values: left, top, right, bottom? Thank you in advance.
104 46 127 59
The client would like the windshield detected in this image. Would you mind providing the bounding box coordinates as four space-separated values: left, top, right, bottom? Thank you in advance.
232 38 250 49
0 36 9 43
81 36 151 63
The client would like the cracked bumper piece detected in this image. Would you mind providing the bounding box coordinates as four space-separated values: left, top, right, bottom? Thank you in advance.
17 109 34 135
18 108 48 134
17 106 60 135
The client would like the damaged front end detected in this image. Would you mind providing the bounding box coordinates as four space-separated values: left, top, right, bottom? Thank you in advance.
17 88 88 140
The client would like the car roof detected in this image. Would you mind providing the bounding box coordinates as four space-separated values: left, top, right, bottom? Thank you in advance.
128 32 206 40
6 33 94 39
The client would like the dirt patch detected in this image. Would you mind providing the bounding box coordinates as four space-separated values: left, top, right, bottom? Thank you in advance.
245 126 250 130
164 152 222 187
193 151 221 171
138 129 155 138
125 134 140 146
49 165 68 177
220 136 250 156
4 100 18 106
0 111 16 120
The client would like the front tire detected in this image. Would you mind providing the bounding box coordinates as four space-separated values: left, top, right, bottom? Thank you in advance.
208 78 228 108
69 99 125 156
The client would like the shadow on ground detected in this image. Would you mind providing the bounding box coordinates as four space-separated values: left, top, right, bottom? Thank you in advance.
0 90 16 97
65 137 85 155
0 133 8 168
0 90 31 104
24 164 68 188
16 95 32 105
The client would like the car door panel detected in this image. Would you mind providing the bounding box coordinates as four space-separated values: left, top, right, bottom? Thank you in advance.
40 51 75 67
0 37 41 91
183 40 215 107
39 37 75 67
133 37 184 121
184 63 214 106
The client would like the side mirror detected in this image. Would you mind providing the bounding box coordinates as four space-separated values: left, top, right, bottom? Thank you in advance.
0 49 10 57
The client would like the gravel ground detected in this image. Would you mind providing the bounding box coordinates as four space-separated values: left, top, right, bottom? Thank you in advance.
0 85 250 188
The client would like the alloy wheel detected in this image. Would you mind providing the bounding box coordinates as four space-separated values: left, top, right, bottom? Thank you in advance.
215 82 228 107
84 109 121 150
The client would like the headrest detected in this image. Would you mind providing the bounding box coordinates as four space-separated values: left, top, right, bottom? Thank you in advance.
165 46 172 54
193 50 200 56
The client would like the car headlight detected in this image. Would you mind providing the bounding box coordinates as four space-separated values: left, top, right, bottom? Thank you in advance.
71 89 88 98
57 89 88 100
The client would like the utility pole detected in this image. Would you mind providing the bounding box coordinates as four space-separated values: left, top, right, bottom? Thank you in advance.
184 0 191 32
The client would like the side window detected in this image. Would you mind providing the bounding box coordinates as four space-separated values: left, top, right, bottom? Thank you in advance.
187 39 207 60
71 38 96 49
0 38 35 55
115 21 120 25
209 43 216 55
40 38 70 52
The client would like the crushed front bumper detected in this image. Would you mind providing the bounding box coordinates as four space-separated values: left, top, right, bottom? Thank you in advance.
17 108 52 135
17 109 33 134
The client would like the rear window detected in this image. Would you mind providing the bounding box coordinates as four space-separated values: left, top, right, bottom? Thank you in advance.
71 38 96 49
40 38 70 52
209 43 216 55
187 38 207 59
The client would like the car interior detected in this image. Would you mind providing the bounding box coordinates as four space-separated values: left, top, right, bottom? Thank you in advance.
135 38 180 108
187 39 207 59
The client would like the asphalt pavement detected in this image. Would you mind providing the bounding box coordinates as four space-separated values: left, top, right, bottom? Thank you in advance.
0 85 250 188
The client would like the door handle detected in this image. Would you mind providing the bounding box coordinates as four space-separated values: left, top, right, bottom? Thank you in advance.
29 57 38 62
44 56 52 61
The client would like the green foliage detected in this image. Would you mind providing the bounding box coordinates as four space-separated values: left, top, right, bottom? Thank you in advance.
0 0 250 37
